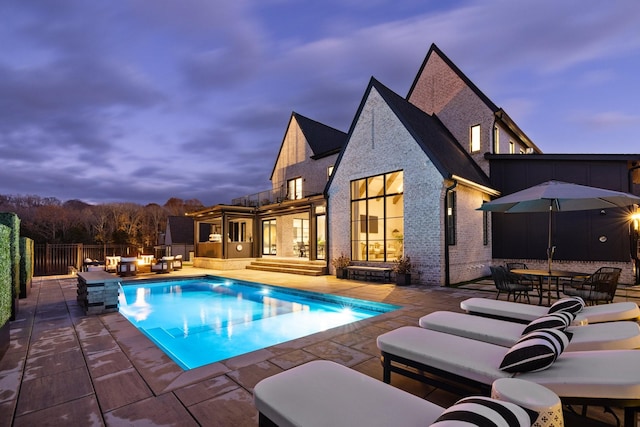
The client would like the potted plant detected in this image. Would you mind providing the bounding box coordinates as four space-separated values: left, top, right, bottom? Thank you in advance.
393 255 412 286
331 253 351 279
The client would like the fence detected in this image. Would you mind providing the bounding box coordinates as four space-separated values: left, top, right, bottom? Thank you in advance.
34 244 140 276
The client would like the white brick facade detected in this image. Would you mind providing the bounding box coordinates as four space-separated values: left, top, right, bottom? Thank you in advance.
328 86 492 285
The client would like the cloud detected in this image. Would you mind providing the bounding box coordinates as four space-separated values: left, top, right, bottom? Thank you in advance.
570 111 640 129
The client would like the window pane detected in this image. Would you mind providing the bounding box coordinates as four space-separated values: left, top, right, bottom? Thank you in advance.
368 175 384 198
386 171 403 194
351 179 366 200
471 125 481 152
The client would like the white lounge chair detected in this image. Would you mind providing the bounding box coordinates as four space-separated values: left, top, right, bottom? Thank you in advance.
419 310 640 351
377 326 640 427
253 360 544 427
460 297 640 324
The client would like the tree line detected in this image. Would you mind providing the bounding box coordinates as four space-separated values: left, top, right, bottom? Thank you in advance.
0 194 205 248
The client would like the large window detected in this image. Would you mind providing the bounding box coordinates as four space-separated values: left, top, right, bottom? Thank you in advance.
288 177 302 200
470 124 481 152
351 171 403 261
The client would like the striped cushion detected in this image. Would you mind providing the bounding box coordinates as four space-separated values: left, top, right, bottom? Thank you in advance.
548 297 585 315
521 312 575 335
500 329 572 373
430 396 535 427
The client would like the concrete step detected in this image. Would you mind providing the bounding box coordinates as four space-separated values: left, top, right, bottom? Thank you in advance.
246 258 327 276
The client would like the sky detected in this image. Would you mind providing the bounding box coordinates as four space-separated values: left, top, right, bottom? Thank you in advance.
1 0 639 207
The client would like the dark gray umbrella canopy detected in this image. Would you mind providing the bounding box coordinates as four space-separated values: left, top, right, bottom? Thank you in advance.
478 180 640 271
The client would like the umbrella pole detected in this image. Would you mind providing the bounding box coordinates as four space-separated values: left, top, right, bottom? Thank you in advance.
547 204 553 305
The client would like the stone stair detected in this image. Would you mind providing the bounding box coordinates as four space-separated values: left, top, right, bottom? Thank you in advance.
246 258 327 276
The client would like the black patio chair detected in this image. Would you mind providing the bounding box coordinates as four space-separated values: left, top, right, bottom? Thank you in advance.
506 262 540 298
490 266 534 303
563 269 622 305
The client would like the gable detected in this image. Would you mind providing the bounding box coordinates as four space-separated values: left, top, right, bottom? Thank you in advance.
407 43 498 115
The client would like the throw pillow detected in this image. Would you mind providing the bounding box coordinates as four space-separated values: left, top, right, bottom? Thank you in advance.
548 297 585 315
430 396 536 427
500 329 572 373
521 312 575 335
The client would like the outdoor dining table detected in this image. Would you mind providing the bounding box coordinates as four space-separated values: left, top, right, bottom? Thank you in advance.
510 269 590 306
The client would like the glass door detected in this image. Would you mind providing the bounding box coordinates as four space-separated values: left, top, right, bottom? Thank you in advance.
262 219 277 255
316 214 326 260
293 218 309 257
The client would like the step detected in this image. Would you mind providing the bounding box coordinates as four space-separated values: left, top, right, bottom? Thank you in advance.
245 264 326 276
250 261 325 271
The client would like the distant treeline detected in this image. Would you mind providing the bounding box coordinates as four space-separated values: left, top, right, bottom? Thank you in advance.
0 194 205 247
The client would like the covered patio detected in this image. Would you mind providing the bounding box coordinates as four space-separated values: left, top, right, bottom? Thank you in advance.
1 267 636 426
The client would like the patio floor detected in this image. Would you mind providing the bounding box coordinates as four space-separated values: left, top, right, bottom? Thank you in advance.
1 266 636 426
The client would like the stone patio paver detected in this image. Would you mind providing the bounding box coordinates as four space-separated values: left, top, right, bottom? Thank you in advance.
0 267 635 426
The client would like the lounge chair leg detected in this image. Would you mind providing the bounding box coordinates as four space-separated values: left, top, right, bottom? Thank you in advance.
382 355 391 383
624 407 636 427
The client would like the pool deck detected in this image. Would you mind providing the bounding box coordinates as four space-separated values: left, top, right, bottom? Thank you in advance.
1 266 636 426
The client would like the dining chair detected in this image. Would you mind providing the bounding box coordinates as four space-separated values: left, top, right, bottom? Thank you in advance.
563 269 622 305
506 262 540 299
490 266 533 303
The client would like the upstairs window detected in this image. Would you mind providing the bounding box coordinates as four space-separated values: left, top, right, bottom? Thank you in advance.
327 165 334 179
470 125 481 152
493 125 499 153
287 177 302 200
509 141 515 154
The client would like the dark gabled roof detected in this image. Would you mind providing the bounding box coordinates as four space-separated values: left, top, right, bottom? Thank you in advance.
374 78 492 188
293 112 346 158
407 43 499 112
166 216 194 244
270 112 346 181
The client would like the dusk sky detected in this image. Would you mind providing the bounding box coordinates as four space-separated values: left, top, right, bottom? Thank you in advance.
1 0 639 207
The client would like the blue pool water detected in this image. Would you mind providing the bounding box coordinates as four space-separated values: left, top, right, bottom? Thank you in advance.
118 276 399 369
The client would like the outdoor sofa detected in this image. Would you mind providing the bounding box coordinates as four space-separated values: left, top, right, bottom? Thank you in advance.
376 326 640 427
460 297 640 324
418 310 640 351
254 360 548 427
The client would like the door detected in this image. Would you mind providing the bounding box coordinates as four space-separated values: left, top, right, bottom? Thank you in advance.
262 219 277 255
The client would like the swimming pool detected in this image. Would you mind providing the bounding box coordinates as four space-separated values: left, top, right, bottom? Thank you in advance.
118 276 399 369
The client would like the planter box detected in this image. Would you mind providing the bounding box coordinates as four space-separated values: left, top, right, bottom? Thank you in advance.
395 273 411 286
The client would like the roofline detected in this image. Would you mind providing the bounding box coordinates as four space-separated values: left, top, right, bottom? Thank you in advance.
451 174 501 196
407 43 499 113
494 109 542 154
486 153 640 161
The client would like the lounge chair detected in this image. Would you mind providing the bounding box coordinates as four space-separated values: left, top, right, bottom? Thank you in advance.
460 297 640 324
253 360 545 427
418 310 640 351
377 326 640 427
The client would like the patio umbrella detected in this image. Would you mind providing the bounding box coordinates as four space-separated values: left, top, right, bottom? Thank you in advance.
478 180 640 272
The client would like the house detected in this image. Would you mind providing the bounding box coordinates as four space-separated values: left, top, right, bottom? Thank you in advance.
162 216 195 260
190 112 345 271
328 43 639 285
192 43 640 285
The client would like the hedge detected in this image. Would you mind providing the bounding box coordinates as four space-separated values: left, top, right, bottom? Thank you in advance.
0 225 10 327
20 237 34 298
0 213 20 320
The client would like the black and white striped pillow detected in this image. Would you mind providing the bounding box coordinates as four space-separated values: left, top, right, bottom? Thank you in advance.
548 297 585 315
430 396 536 427
522 311 575 335
500 329 572 373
